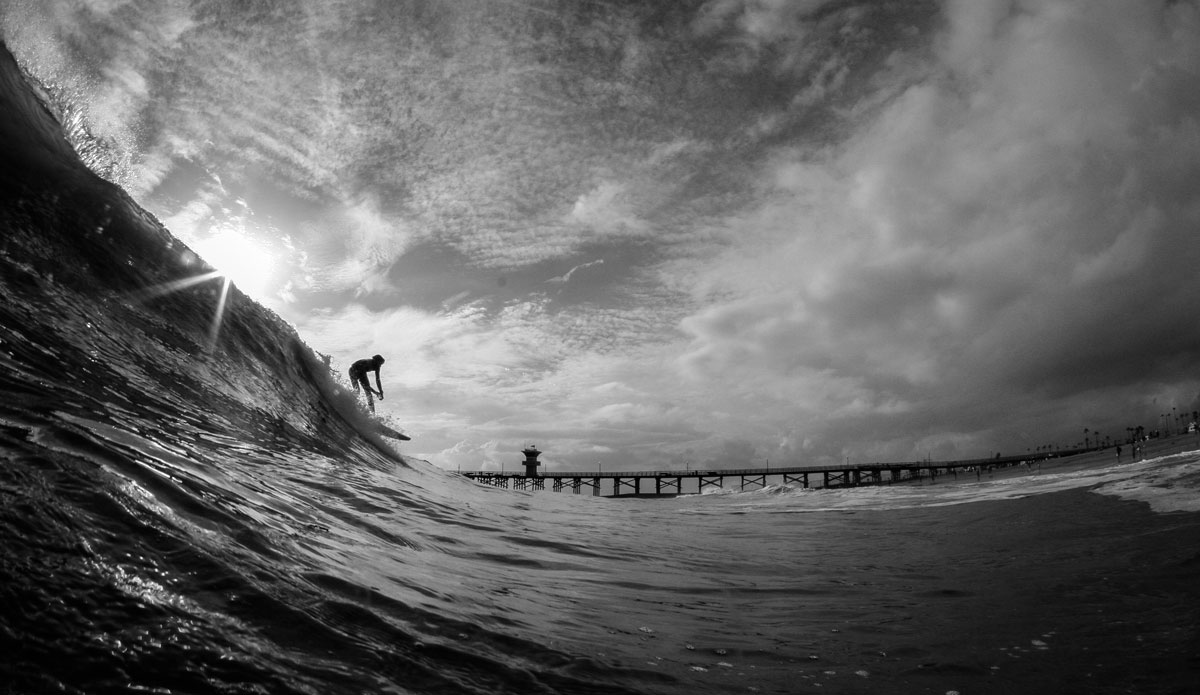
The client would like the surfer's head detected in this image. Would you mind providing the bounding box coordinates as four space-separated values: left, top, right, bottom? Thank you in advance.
372 354 385 365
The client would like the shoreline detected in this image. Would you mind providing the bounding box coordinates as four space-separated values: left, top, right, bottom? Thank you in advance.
978 432 1200 483
634 434 1200 497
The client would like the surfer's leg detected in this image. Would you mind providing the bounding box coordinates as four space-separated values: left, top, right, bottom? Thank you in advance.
354 373 374 411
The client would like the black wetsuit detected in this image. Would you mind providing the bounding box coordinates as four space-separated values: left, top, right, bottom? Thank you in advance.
348 358 383 411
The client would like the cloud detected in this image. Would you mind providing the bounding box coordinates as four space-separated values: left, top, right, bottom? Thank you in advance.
694 0 843 42
545 259 604 286
673 0 1200 462
567 182 648 238
8 0 1199 471
295 195 417 296
435 439 508 473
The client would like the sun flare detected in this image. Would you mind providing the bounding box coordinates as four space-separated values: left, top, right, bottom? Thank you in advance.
193 230 276 300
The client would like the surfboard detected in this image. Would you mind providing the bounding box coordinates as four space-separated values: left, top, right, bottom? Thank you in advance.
374 423 411 441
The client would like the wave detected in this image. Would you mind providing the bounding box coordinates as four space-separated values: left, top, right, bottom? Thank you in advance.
0 40 659 694
1092 450 1200 513
686 449 1200 515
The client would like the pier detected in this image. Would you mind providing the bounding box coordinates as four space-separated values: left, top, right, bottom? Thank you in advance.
461 452 1058 497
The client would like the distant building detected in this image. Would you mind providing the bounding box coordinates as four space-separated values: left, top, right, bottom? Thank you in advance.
521 446 542 477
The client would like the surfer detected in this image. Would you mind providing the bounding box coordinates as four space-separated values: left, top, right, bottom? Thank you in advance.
348 354 385 413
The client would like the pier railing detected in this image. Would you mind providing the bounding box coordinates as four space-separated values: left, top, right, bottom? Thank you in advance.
459 451 1075 496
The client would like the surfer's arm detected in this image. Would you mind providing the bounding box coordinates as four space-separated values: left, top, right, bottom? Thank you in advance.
374 371 384 397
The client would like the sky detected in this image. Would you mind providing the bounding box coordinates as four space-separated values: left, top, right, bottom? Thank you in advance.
3 0 1200 472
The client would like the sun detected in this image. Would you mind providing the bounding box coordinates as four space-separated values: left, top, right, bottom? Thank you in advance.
193 229 276 300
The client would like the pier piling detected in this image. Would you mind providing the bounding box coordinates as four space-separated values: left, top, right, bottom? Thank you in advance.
462 451 1077 498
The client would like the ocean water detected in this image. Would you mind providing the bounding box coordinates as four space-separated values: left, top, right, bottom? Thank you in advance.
2 40 1200 695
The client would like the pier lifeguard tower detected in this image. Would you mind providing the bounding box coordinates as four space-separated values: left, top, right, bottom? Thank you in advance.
521 446 542 477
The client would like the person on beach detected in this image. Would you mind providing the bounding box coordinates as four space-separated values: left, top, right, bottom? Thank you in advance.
349 354 385 413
